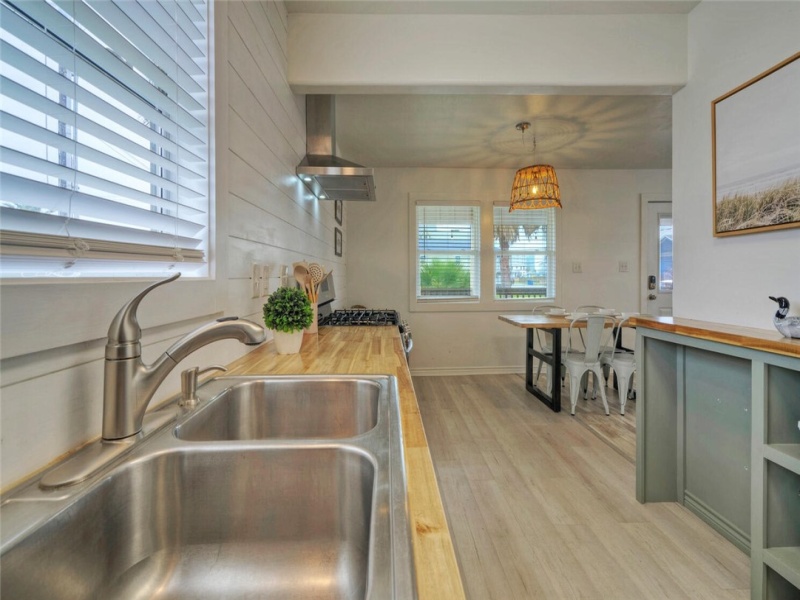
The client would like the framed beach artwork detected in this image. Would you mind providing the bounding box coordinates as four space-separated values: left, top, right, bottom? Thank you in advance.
712 52 800 237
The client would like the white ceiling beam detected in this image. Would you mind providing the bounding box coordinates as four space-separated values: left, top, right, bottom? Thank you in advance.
288 13 687 94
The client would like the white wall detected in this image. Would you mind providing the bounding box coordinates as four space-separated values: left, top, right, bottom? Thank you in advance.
347 168 670 374
0 1 344 490
672 2 800 328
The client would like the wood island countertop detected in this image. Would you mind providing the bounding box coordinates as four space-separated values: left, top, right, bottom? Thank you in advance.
223 326 466 600
630 315 800 358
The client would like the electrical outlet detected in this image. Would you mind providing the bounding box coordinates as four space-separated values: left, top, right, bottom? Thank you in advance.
260 264 271 297
572 262 582 273
280 265 289 288
251 263 260 298
619 260 629 273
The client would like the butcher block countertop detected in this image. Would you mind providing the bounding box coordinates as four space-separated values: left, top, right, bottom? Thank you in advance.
630 315 800 358
223 326 466 600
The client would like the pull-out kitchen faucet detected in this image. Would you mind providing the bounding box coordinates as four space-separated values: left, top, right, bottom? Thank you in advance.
102 273 265 440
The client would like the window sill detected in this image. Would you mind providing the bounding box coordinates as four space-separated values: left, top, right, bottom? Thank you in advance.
409 298 557 313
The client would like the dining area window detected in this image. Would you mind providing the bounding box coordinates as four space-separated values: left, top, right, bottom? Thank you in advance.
493 203 556 301
414 201 481 301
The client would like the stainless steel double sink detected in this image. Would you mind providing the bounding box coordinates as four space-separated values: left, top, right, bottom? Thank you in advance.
1 375 416 599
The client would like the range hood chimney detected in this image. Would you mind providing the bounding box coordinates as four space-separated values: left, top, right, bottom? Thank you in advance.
296 95 376 202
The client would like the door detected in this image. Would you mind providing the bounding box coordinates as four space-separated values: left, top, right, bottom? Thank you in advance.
640 195 673 316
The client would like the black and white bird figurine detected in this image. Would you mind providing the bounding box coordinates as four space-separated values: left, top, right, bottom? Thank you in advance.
769 296 800 339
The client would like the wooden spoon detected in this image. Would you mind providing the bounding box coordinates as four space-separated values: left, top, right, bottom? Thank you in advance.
292 262 309 288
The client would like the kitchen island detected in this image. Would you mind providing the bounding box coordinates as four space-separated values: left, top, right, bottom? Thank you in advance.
632 316 800 599
223 326 465 600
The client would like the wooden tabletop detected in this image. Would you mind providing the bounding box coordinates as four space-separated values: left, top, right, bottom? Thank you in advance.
222 326 466 600
499 313 622 328
630 315 800 359
499 314 571 328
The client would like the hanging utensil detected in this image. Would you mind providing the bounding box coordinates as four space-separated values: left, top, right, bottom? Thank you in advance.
308 263 325 303
308 262 324 285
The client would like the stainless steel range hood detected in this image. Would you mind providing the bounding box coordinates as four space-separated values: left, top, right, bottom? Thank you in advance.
296 95 376 202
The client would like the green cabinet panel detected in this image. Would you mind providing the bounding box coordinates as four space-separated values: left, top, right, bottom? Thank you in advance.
684 347 752 538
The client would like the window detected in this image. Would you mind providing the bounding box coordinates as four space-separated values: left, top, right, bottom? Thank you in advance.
493 203 556 300
415 201 480 301
659 214 673 292
0 0 210 278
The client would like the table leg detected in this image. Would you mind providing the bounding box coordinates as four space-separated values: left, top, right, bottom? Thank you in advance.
525 327 562 412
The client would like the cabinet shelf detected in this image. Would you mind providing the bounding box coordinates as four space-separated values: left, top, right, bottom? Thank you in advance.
763 547 800 591
764 444 800 476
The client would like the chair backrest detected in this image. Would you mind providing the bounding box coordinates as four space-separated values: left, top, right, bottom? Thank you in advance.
532 304 563 315
532 305 565 349
567 315 616 364
575 305 604 314
610 316 635 360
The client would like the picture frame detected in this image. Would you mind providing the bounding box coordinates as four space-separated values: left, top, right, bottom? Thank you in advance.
712 52 800 237
334 227 342 257
334 199 343 225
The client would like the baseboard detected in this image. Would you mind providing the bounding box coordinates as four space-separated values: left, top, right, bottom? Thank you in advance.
410 366 525 377
683 490 750 554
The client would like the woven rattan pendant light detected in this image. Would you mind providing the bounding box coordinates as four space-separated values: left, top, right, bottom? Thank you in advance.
510 122 562 211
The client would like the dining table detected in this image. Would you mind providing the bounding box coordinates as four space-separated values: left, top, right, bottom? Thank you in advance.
499 313 573 412
499 312 634 413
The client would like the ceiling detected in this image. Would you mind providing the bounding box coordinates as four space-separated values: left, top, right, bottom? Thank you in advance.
285 1 699 16
288 1 690 170
334 94 672 170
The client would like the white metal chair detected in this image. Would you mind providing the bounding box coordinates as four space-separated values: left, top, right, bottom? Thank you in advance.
572 305 606 398
532 304 565 393
564 314 616 416
602 316 636 415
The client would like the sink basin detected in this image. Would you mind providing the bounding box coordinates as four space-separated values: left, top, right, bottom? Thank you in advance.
1 375 415 600
3 448 374 599
175 377 381 441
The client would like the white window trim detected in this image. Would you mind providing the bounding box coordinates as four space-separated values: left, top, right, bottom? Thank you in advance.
408 193 562 313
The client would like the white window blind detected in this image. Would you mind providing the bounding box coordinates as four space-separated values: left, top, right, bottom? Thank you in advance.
493 203 556 300
415 202 480 301
0 0 210 278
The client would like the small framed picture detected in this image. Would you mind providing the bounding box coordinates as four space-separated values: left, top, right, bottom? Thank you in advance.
334 199 343 225
334 227 343 257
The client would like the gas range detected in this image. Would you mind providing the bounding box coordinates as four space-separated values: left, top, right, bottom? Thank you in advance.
319 308 413 360
319 309 400 326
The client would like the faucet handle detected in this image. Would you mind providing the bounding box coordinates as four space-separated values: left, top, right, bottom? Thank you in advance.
179 365 227 407
106 273 180 359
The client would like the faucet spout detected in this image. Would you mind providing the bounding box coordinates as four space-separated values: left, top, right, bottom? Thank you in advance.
164 317 266 364
102 276 265 441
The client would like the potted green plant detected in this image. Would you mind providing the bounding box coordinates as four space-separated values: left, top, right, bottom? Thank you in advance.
262 286 313 354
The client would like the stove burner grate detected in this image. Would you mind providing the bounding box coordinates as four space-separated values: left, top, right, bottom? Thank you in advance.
320 309 400 326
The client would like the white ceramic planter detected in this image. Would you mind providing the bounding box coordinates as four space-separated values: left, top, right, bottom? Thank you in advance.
272 329 304 354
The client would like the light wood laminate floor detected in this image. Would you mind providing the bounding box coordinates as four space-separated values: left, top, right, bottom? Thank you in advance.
414 373 750 599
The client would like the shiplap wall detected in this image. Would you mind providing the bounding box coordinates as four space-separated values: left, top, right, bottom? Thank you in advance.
223 0 345 314
0 1 344 490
